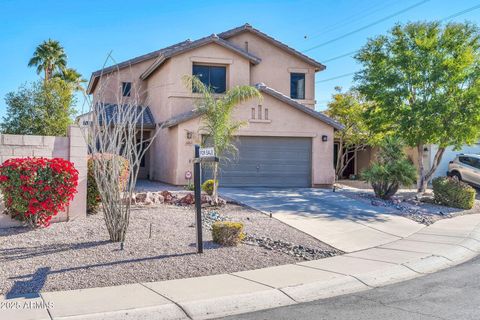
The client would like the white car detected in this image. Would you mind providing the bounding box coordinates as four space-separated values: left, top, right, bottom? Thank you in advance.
447 154 480 186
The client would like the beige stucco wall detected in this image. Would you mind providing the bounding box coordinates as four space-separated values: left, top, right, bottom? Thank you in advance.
91 59 152 106
226 32 317 108
147 42 252 122
356 146 376 174
160 93 335 187
0 126 87 228
356 146 419 175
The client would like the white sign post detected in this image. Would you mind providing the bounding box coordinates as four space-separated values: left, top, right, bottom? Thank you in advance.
199 147 215 158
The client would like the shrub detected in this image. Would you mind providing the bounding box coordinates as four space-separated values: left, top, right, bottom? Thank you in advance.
212 221 245 246
0 157 78 227
184 182 194 191
87 154 129 213
202 179 217 196
361 137 417 199
432 176 476 209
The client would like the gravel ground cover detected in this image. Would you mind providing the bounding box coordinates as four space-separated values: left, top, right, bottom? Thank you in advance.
339 185 480 225
0 203 341 296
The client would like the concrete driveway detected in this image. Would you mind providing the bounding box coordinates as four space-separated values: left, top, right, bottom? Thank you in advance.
220 188 425 252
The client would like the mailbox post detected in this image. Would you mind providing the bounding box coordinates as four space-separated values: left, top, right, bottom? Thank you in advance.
193 145 218 254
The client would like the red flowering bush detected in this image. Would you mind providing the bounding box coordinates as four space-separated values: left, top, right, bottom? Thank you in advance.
0 157 78 228
87 154 129 213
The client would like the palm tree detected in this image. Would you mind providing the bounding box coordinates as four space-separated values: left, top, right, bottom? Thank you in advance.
53 68 87 93
183 75 262 202
28 39 67 82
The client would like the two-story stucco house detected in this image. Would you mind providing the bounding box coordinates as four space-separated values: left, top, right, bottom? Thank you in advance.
85 24 343 187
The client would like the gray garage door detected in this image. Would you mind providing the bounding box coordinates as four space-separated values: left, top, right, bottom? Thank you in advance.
202 136 312 187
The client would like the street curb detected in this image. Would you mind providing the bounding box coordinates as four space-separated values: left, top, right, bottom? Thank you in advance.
2 215 480 320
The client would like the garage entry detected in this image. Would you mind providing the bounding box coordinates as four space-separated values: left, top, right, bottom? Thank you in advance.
203 136 312 187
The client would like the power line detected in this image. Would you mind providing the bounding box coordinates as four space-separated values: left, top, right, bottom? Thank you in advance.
315 72 356 83
317 3 480 65
322 50 359 63
440 3 480 21
303 0 430 53
301 0 397 44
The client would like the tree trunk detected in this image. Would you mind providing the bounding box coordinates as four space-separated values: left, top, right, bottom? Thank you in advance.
416 144 426 193
425 147 446 185
335 138 344 179
417 145 446 193
107 225 127 242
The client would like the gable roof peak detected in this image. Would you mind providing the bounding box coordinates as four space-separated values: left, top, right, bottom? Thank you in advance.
219 24 325 70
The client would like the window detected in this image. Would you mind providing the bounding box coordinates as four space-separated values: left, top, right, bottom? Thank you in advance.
122 82 131 97
466 157 480 169
290 73 305 99
192 65 226 93
459 156 471 165
459 156 480 168
472 159 480 170
250 105 270 121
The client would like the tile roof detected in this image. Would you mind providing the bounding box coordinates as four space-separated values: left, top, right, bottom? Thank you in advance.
254 83 344 130
160 109 204 128
218 24 326 71
86 40 193 94
87 24 325 94
160 83 344 130
79 104 156 129
140 34 261 80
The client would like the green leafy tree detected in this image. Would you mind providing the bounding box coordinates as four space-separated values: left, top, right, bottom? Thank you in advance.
53 67 87 93
362 137 417 200
183 75 261 202
355 22 480 193
28 39 67 82
325 87 383 178
2 79 76 136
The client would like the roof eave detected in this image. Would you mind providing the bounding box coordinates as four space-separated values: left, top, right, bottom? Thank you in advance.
86 74 98 95
141 36 261 81
219 24 325 70
255 83 344 130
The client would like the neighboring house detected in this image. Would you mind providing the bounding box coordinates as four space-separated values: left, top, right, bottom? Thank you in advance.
83 23 343 187
337 145 419 179
342 142 476 182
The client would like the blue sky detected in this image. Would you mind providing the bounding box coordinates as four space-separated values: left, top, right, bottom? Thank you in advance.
0 0 479 117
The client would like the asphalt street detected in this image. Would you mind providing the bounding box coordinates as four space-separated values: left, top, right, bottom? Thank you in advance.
217 255 480 320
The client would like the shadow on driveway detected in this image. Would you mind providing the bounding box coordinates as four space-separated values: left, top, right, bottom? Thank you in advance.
220 187 395 223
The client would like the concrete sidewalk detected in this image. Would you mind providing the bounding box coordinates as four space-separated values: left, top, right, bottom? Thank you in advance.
220 187 425 252
2 213 480 320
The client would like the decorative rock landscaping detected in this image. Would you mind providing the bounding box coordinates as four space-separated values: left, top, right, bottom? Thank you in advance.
200 209 342 260
0 202 339 296
131 191 226 207
341 187 480 225
243 235 341 260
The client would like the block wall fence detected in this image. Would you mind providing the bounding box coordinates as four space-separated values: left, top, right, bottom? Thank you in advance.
0 125 87 228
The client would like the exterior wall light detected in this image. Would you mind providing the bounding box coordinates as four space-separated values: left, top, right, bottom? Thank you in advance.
322 135 328 142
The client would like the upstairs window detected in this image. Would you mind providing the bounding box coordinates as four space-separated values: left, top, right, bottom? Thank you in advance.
192 65 226 93
290 73 305 99
122 82 132 97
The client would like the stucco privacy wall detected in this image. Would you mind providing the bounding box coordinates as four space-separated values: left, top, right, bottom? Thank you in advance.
0 126 87 228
